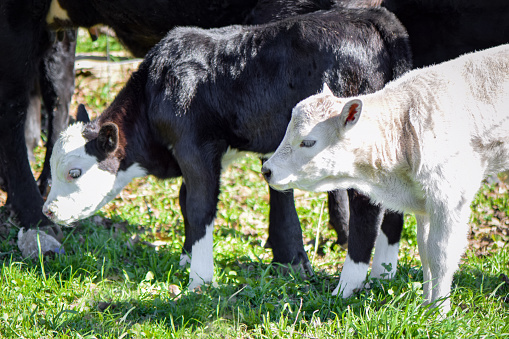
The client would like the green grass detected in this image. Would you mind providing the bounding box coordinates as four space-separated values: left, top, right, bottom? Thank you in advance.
75 28 125 55
1 32 508 338
1 153 508 338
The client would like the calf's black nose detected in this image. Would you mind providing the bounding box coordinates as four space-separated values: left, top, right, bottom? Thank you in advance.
261 166 272 182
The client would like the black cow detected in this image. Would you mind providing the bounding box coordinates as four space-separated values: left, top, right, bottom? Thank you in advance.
382 0 509 68
43 7 412 290
0 1 61 237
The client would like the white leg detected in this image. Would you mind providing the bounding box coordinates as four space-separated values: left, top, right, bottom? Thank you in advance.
333 254 369 297
415 214 432 304
370 232 399 280
426 203 470 314
188 222 215 290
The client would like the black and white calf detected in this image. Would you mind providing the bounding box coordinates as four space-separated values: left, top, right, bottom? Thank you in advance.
43 8 411 289
263 45 509 312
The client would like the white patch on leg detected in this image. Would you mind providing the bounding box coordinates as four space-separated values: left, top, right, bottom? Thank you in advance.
333 254 369 297
188 222 215 290
370 232 399 280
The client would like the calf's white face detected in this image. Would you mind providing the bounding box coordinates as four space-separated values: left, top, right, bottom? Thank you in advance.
263 84 362 193
43 122 145 225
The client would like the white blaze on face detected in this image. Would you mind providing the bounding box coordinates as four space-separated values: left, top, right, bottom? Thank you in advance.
44 123 146 225
46 0 70 24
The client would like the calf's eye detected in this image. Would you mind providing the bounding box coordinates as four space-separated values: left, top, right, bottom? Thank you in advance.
299 140 316 148
68 169 82 179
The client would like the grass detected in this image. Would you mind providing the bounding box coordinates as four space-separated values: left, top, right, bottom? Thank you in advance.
0 29 508 338
75 28 125 55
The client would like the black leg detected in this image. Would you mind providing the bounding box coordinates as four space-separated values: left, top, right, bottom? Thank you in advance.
267 187 311 273
0 104 51 229
369 209 404 280
381 210 404 246
346 189 384 264
333 190 385 296
0 1 61 241
327 189 349 249
173 142 225 288
179 182 192 259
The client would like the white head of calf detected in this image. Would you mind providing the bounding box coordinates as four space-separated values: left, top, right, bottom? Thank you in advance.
262 84 365 193
43 117 146 225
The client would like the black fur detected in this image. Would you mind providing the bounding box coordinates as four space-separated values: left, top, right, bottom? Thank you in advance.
382 0 509 67
246 0 339 24
0 0 53 227
36 30 77 196
77 104 91 123
346 190 384 263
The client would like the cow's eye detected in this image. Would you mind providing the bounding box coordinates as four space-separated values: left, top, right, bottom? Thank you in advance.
299 140 316 148
68 169 82 179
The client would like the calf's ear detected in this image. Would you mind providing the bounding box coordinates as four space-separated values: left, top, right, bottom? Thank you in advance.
97 122 119 155
76 104 91 123
338 99 362 130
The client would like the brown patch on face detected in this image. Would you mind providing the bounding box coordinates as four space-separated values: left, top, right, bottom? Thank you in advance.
82 122 122 174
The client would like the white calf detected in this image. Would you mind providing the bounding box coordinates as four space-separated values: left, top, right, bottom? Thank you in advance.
262 44 509 313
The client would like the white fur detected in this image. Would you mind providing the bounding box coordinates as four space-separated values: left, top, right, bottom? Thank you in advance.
188 222 215 290
370 232 399 280
46 0 70 24
43 123 146 224
334 233 399 297
333 254 369 297
264 44 509 313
